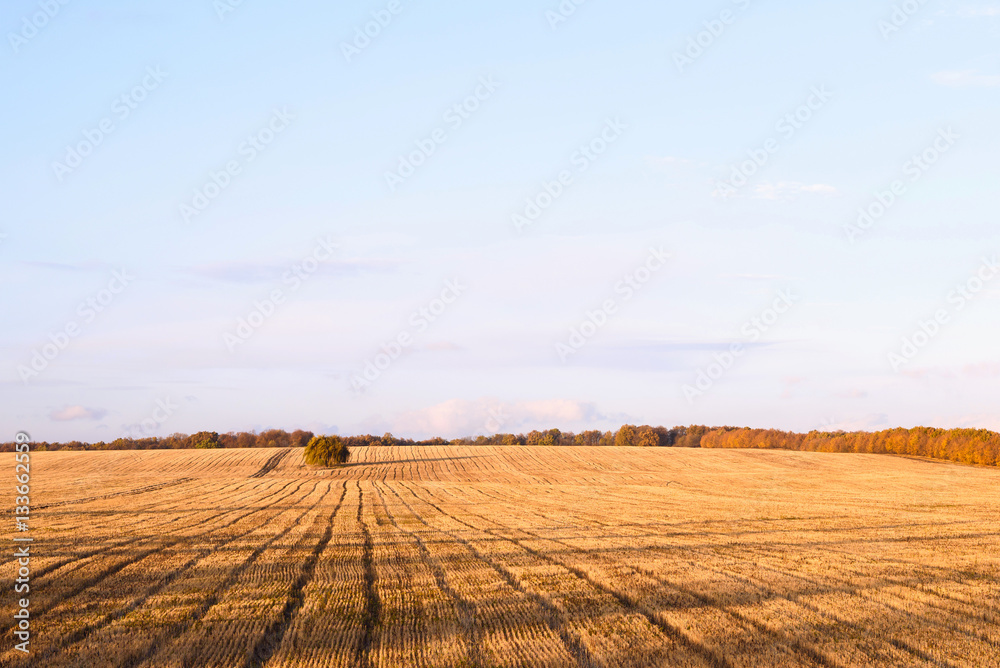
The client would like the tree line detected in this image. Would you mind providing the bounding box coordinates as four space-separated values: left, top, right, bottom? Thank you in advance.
2 424 996 467
700 427 1000 467
0 425 720 452
451 425 723 447
0 428 315 452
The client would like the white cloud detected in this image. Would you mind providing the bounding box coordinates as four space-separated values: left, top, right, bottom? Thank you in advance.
422 341 464 351
752 181 838 200
50 405 108 422
948 413 1000 431
835 389 869 399
819 413 889 432
900 363 1000 380
964 362 1000 377
646 155 691 167
930 70 1000 87
185 257 400 283
954 5 1000 17
302 421 340 436
374 398 608 438
719 273 795 281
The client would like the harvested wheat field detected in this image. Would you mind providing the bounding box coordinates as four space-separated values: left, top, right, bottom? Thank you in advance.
4 446 999 667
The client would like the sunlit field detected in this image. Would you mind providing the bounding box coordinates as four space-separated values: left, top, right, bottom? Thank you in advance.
5 446 998 667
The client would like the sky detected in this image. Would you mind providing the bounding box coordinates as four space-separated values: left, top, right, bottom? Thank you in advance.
2 0 999 442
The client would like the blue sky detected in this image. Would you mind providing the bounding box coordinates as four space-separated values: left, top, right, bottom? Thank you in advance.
3 0 999 441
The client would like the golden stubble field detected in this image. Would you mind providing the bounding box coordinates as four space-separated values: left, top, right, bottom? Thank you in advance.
3 445 998 667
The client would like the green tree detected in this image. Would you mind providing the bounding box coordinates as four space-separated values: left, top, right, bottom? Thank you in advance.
304 435 350 466
540 429 561 446
190 431 221 449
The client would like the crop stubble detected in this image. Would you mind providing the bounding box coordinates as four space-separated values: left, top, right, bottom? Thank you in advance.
3 446 997 667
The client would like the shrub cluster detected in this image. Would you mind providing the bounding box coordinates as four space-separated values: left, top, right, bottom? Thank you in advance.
304 435 350 467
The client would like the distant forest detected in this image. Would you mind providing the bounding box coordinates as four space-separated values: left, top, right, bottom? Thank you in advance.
700 427 999 467
3 425 997 467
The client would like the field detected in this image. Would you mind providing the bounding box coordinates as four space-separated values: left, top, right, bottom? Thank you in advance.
4 446 999 667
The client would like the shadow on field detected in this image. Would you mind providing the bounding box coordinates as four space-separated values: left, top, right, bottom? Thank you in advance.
342 455 488 467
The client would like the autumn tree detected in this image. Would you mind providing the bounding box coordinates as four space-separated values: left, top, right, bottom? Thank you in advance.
290 430 315 448
574 430 605 446
634 426 660 447
256 429 290 448
615 424 637 447
674 425 710 448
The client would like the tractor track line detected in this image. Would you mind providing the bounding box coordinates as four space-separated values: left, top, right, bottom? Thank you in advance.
243 480 348 668
404 482 733 668
119 481 343 668
32 481 321 665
